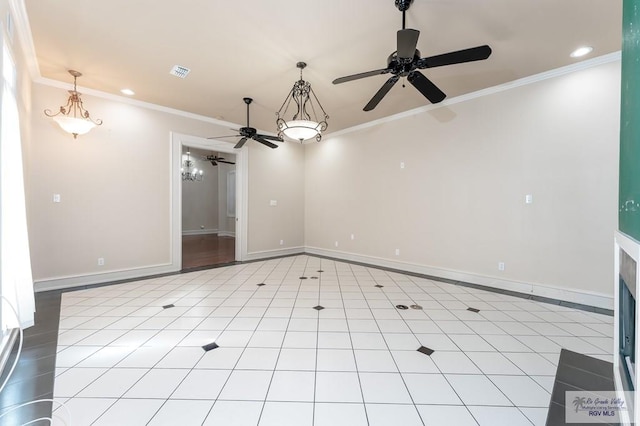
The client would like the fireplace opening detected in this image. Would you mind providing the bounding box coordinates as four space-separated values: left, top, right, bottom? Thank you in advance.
619 248 636 392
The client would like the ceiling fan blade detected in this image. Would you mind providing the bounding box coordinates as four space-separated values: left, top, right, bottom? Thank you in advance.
333 68 390 84
397 29 420 60
364 75 399 111
254 137 278 149
256 134 284 142
234 137 248 149
207 135 240 139
407 71 446 104
417 45 492 69
218 160 236 165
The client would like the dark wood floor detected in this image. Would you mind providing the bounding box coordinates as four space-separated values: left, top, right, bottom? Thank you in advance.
182 234 235 269
0 291 61 424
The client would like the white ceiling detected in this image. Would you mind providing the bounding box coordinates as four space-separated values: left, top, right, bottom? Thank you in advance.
25 0 622 135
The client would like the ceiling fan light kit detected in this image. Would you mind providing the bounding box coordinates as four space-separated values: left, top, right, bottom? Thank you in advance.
280 120 323 141
276 62 329 143
44 70 103 138
332 0 492 111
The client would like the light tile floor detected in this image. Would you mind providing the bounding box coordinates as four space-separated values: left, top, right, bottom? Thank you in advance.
51 255 613 425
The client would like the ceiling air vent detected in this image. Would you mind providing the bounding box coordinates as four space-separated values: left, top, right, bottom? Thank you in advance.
169 65 190 79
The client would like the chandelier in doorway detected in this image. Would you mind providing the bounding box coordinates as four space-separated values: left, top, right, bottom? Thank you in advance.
181 151 203 182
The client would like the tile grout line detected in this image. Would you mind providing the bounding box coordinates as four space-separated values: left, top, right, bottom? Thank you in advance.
372 266 546 420
49 255 614 424
85 263 253 424
88 262 260 424
356 264 429 426
390 271 535 421
312 259 322 425
188 259 288 423
335 262 372 425
144 263 264 424
255 256 308 425
399 276 550 422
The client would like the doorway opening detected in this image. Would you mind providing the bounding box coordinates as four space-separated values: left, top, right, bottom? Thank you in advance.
170 132 247 272
181 146 236 269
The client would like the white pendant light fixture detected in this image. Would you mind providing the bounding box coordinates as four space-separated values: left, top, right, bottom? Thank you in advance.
44 70 102 138
276 62 329 142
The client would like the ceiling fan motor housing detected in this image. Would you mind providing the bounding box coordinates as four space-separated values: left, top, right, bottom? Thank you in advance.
395 0 413 12
387 49 421 76
239 127 257 137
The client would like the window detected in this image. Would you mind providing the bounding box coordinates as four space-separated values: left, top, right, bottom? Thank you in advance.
227 170 236 217
0 39 34 329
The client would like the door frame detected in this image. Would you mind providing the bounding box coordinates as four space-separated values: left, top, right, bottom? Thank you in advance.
170 132 248 269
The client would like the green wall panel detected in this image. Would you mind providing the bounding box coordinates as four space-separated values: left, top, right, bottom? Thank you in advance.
620 0 640 240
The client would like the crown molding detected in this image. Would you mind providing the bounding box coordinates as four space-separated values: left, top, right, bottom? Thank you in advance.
323 51 622 140
13 0 620 142
34 76 249 132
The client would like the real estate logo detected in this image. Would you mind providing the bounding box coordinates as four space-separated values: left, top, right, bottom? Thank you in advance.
565 391 634 423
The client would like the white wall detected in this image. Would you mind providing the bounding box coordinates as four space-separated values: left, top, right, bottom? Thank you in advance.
29 83 305 287
248 140 305 254
305 60 620 307
27 54 620 307
182 147 219 234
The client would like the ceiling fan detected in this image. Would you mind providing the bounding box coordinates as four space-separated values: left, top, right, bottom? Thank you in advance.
332 0 492 111
208 97 283 149
206 154 235 166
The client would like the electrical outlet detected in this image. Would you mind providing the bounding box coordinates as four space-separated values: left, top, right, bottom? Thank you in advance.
498 262 505 271
53 194 61 203
280 239 284 246
334 241 339 248
400 162 405 169
200 225 205 229
270 200 277 207
350 234 355 240
395 248 400 256
98 258 105 266
525 194 533 204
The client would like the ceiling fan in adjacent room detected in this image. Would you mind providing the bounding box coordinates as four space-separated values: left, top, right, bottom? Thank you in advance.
206 154 235 166
332 0 492 111
208 97 283 149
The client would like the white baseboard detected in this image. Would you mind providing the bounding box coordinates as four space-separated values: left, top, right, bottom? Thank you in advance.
182 228 218 236
244 246 305 262
304 246 614 310
0 328 19 379
33 244 613 310
218 231 236 238
34 263 178 292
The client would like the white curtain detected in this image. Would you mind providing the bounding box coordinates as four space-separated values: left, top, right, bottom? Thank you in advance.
1 42 35 329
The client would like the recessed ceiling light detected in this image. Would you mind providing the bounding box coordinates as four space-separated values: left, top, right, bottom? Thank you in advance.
120 88 135 96
570 46 593 58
